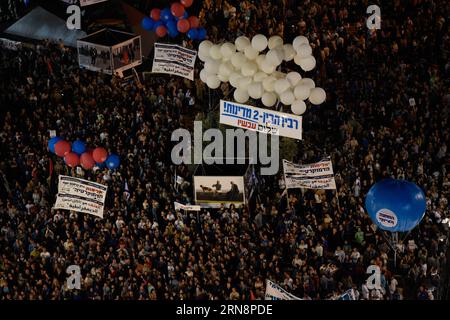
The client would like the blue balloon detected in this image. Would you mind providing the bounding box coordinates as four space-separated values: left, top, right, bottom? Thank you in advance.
197 27 207 40
48 137 62 154
71 140 86 155
160 8 173 22
365 179 426 232
168 27 179 38
105 154 120 170
153 21 163 32
141 17 154 31
166 20 177 32
187 28 198 40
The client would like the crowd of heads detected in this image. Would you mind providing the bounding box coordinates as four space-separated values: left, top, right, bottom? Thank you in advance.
0 0 449 300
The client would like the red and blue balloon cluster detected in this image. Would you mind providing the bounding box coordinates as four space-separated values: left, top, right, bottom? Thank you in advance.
141 0 206 40
48 137 120 170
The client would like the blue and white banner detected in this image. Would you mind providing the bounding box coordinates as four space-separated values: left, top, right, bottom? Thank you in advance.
220 100 303 140
265 280 302 300
283 158 336 190
152 43 197 80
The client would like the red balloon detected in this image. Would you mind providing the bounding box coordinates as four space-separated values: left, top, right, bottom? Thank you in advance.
93 147 108 163
150 8 161 21
187 16 199 29
181 0 193 8
156 25 167 37
171 2 185 18
177 19 190 33
65 152 79 168
55 140 71 157
80 152 95 170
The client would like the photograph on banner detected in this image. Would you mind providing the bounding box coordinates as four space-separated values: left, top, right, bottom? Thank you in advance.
193 176 245 208
80 0 109 7
77 41 112 74
220 100 303 140
283 158 336 190
152 43 197 80
112 36 142 73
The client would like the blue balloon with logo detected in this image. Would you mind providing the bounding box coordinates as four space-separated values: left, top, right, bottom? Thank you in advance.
48 136 62 154
365 179 426 232
71 140 86 155
105 154 120 170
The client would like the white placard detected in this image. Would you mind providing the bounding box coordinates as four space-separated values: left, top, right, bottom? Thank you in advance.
80 0 108 7
283 158 336 189
152 43 197 81
265 280 302 300
174 202 201 211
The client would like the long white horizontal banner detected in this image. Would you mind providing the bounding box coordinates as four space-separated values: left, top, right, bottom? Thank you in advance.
220 100 302 140
152 43 197 80
265 280 302 300
54 176 107 218
174 202 201 212
80 0 108 7
283 158 336 189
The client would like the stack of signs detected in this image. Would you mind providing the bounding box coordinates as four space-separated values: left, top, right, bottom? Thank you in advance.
152 43 197 80
283 158 336 190
54 175 108 218
264 280 302 300
219 100 303 140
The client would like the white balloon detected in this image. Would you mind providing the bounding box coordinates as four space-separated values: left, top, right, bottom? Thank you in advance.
251 34 268 52
299 56 316 72
248 82 264 99
291 100 307 115
294 84 311 100
253 71 268 83
274 79 290 95
262 92 277 107
198 50 209 62
256 55 266 68
229 72 242 88
230 52 247 69
219 62 234 78
199 40 213 55
296 43 312 58
299 78 315 89
199 69 210 83
260 58 276 74
238 76 252 91
282 44 296 61
293 36 309 50
204 58 220 74
206 75 221 89
286 72 302 87
234 88 249 103
280 90 295 105
262 76 276 92
209 45 223 60
273 71 286 79
235 36 251 52
217 73 229 83
309 87 326 105
268 35 283 49
220 42 236 59
266 49 283 66
241 62 258 77
244 46 259 60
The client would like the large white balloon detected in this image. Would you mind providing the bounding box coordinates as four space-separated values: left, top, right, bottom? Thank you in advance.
262 92 277 107
299 56 316 72
309 87 326 105
256 55 266 68
262 76 276 92
199 40 213 55
230 52 246 69
209 45 223 60
280 90 295 105
244 46 259 60
199 69 210 83
206 74 221 89
293 36 309 50
229 72 242 88
238 76 252 91
299 78 315 89
248 82 264 99
241 61 258 77
198 50 209 62
286 72 302 87
253 71 268 83
291 100 307 115
266 49 283 66
294 84 311 100
204 58 220 74
219 62 234 78
220 42 236 59
235 36 251 52
268 35 283 49
274 79 290 95
260 58 276 74
296 43 312 58
282 44 296 61
234 88 249 103
251 34 268 52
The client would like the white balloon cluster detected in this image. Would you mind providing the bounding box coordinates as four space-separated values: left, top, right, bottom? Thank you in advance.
198 35 326 115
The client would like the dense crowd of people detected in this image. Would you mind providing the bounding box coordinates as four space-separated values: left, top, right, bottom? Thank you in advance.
0 0 449 300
